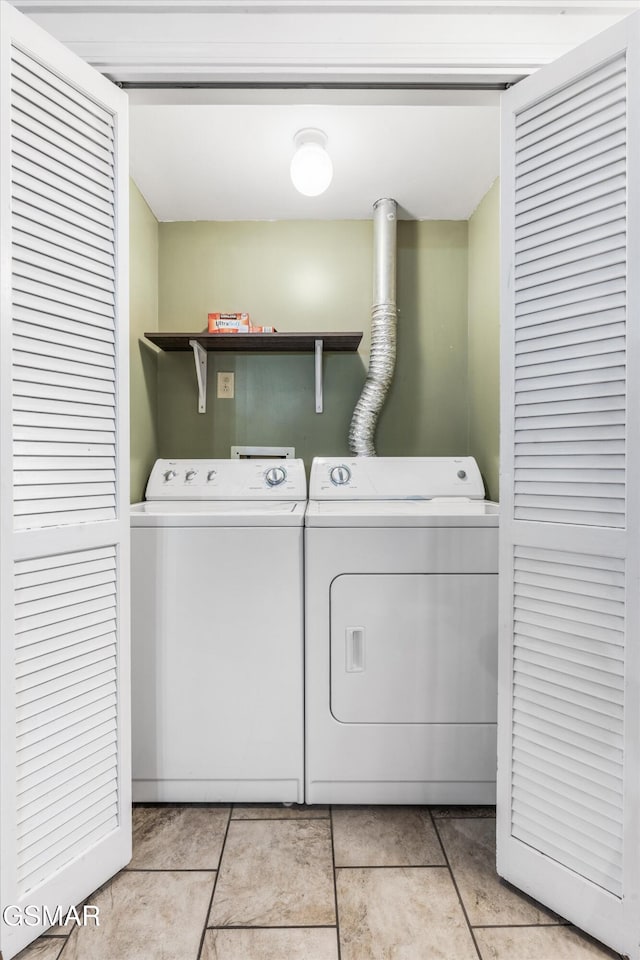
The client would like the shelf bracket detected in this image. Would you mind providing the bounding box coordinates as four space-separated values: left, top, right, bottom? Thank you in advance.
315 338 323 414
189 339 208 414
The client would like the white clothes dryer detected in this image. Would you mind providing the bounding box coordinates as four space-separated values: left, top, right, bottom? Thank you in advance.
130 458 306 803
305 456 499 805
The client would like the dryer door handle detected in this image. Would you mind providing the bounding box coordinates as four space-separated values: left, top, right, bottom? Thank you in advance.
346 626 365 673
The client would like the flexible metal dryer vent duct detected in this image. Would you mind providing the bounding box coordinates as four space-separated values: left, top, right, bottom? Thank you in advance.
349 197 398 456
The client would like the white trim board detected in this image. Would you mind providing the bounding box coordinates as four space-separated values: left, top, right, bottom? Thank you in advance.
9 1 640 85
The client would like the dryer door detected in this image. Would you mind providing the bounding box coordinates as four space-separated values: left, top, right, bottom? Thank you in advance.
330 574 497 724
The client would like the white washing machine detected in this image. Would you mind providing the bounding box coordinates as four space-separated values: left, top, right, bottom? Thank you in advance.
130 458 306 803
305 456 499 805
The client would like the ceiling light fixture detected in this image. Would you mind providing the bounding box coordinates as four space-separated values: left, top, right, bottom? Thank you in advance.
290 128 333 197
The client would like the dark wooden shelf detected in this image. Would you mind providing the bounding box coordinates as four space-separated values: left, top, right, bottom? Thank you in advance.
145 330 362 414
145 331 362 352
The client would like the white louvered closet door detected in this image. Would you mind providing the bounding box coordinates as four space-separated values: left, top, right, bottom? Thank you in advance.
497 12 640 959
0 5 129 959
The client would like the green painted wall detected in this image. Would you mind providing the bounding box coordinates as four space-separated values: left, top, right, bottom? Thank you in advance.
467 179 500 501
129 182 159 501
156 220 469 465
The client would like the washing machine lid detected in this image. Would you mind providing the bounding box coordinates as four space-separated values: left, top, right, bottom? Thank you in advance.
144 458 306 501
309 456 486 500
305 499 499 527
131 500 306 527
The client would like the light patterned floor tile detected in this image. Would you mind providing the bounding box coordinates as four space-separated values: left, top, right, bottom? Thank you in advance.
202 927 339 960
232 804 329 820
475 925 623 959
332 806 445 866
209 819 335 926
15 939 65 960
41 904 84 937
437 818 560 926
336 867 477 960
60 870 214 960
130 804 230 869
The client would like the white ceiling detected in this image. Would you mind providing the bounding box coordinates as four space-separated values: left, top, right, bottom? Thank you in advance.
14 0 636 222
130 102 500 221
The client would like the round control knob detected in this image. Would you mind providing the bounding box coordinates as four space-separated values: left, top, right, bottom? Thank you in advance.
163 469 177 482
457 469 467 479
265 466 287 487
330 465 351 486
207 470 217 482
185 469 197 481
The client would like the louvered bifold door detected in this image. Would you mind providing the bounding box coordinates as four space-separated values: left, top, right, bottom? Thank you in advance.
497 12 640 960
0 5 130 959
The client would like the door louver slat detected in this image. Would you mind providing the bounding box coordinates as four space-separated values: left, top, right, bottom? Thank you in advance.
10 118 114 188
11 105 114 177
515 210 625 258
12 165 114 227
516 99 626 168
13 244 115 293
14 546 119 897
516 153 625 209
14 312 115 349
515 131 626 197
16 623 116 673
13 216 115 267
515 267 625 306
516 379 625 405
11 48 112 127
12 158 114 218
11 77 114 150
512 61 626 523
13 351 115 383
516 234 625 279
516 313 625 345
17 808 119 889
516 395 624 416
515 75 625 147
512 805 622 888
516 58 624 126
516 117 625 185
12 261 115 306
515 186 625 239
17 751 117 815
514 295 626 331
11 49 118 533
18 774 118 849
514 566 624 598
13 201 114 256
514 680 623 733
511 545 624 897
14 288 115 327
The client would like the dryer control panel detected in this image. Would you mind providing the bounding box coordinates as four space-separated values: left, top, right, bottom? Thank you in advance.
309 456 485 500
146 458 307 500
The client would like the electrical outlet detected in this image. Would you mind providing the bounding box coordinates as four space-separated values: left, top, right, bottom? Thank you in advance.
217 372 235 399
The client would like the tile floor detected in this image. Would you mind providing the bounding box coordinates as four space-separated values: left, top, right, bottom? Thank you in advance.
17 804 621 960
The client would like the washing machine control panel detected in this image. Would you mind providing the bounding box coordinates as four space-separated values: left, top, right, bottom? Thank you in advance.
310 457 485 500
146 459 306 500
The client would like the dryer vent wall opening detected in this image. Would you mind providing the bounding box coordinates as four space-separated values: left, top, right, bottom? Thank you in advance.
349 197 398 457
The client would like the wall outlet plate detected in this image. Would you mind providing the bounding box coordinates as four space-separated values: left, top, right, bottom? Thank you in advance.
217 371 234 399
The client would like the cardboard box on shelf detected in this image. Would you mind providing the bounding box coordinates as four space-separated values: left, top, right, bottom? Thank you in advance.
208 312 250 333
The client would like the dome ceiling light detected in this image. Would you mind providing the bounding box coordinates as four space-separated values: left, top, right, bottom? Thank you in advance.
290 128 333 197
